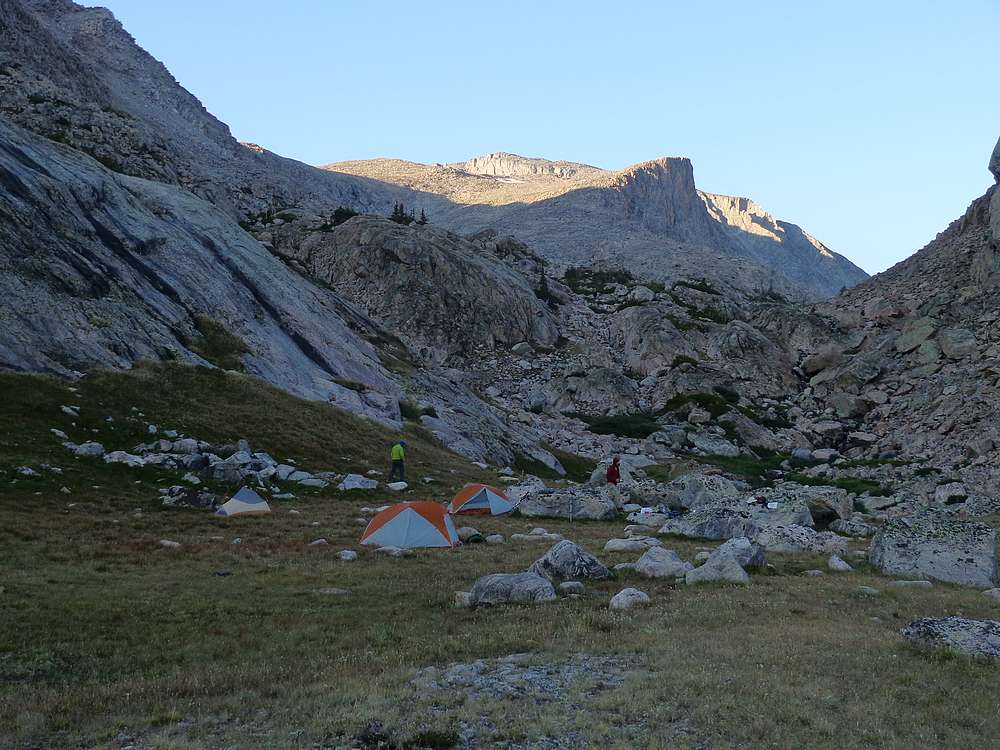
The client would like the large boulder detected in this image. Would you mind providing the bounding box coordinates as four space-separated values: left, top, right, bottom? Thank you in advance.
686 432 740 457
685 555 750 585
517 486 619 521
609 588 650 610
763 483 852 522
668 472 741 510
468 572 557 607
659 499 813 541
528 540 611 581
712 537 767 569
901 617 1000 659
871 516 999 588
635 547 694 578
603 537 661 553
753 524 849 555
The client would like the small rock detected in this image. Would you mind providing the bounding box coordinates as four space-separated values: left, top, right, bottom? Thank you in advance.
857 586 881 596
559 581 585 595
890 580 934 589
457 526 483 543
158 539 181 549
828 555 853 572
308 538 329 546
338 550 358 561
609 588 650 610
387 481 409 491
50 428 68 440
454 591 473 608
802 569 825 577
485 534 505 545
73 441 105 457
337 474 378 491
374 546 411 557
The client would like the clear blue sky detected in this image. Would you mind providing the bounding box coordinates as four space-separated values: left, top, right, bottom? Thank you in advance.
86 0 999 274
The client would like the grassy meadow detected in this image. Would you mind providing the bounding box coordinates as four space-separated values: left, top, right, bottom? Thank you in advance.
1 365 999 749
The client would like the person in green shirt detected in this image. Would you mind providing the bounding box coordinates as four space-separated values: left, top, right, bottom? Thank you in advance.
389 440 406 482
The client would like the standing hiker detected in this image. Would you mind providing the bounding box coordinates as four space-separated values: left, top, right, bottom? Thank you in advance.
389 440 406 482
606 455 622 486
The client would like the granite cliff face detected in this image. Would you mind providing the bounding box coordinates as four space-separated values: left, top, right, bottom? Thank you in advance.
792 139 1000 489
0 0 414 217
326 153 869 299
0 0 567 470
458 152 604 180
0 117 398 423
259 214 561 364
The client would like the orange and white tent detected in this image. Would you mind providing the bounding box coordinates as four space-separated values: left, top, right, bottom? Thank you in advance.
448 484 514 515
360 501 459 548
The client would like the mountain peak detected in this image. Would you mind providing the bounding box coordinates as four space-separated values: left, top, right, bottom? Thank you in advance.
454 152 604 180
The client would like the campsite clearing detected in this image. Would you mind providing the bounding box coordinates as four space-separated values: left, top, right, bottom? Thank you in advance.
2 366 1000 749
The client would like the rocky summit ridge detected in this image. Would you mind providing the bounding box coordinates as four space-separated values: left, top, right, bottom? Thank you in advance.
325 151 869 299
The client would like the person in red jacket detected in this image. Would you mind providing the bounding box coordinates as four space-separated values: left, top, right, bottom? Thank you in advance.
606 455 622 486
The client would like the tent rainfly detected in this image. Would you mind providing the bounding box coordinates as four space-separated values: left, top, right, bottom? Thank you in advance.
360 501 459 548
448 483 514 515
216 486 271 517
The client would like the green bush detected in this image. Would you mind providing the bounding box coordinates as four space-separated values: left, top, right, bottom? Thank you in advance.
334 378 367 393
398 400 437 421
713 384 740 404
569 412 661 439
185 316 248 371
671 355 699 368
658 392 731 419
673 278 720 295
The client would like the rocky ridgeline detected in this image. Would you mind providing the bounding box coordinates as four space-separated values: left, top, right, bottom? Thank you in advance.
802 138 1000 492
328 152 868 300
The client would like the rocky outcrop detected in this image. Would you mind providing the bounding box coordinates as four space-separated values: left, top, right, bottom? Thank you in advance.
871 516 999 588
0 117 401 423
901 617 1000 659
528 541 611 581
635 547 694 578
457 152 603 181
468 572 557 607
328 151 867 299
264 215 559 364
803 137 1000 473
0 0 414 218
516 486 620 521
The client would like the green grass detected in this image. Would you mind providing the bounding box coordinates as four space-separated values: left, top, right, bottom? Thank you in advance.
786 473 893 497
185 316 249 371
670 354 699 368
563 267 635 295
566 412 662 439
547 448 597 483
673 278 720 295
398 399 437 421
735 403 794 430
333 377 368 392
4 365 1000 749
511 447 595 482
657 392 732 420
